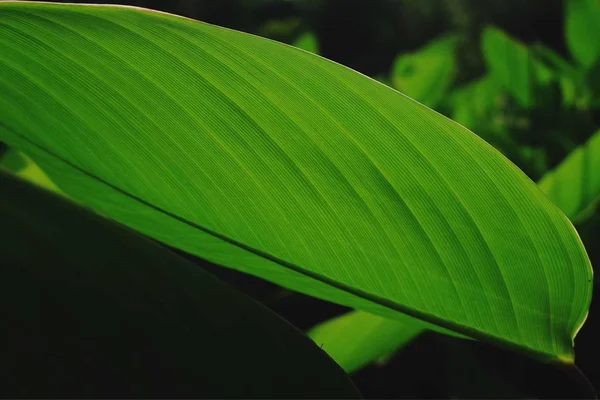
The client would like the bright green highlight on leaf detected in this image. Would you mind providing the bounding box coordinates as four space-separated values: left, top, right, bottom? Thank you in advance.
565 0 600 68
391 35 458 107
308 311 423 373
539 131 600 223
0 170 359 398
0 149 61 194
0 2 593 362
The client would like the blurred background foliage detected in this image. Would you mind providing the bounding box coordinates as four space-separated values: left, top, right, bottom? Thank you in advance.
28 0 600 398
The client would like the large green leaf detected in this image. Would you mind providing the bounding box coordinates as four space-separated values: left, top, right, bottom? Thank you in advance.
482 27 553 108
0 170 359 398
539 131 600 223
391 35 458 107
565 0 600 69
0 2 593 362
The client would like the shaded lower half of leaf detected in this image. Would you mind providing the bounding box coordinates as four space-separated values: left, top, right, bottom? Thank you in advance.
0 170 360 398
12 143 470 341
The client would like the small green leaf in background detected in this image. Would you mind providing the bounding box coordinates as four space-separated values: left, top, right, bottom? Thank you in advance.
531 43 586 108
565 0 600 69
0 2 593 362
532 43 580 79
308 311 424 373
482 26 553 108
450 75 503 129
539 130 600 223
391 35 458 107
0 170 359 398
293 31 320 54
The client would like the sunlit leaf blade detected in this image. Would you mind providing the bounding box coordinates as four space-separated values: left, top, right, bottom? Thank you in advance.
293 31 319 54
391 35 458 107
539 131 600 223
0 170 359 398
565 0 600 68
308 311 424 373
0 2 593 361
482 27 553 108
